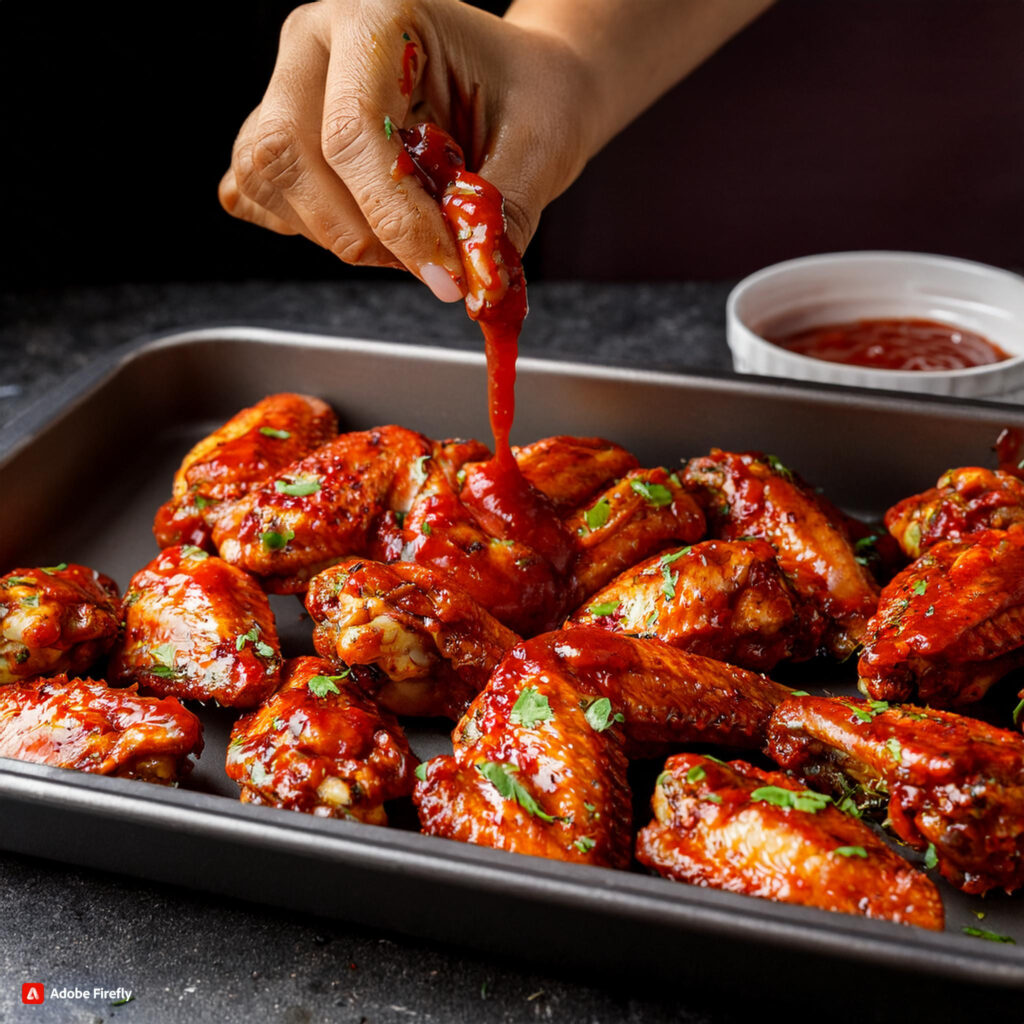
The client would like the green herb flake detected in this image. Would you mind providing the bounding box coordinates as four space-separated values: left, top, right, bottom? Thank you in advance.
1012 697 1024 728
790 690 811 697
261 527 295 550
509 686 553 729
412 454 431 484
832 845 868 859
308 673 348 698
751 785 832 814
259 426 291 439
194 494 216 510
853 533 879 566
886 737 903 764
180 544 209 560
40 563 68 575
236 626 259 651
923 843 939 870
20 593 40 608
837 795 862 819
421 522 433 536
661 562 679 600
249 761 271 787
704 793 723 804
383 114 396 139
764 454 794 480
275 476 321 497
962 927 1016 944
573 836 595 854
660 547 691 568
414 762 428 782
476 760 563 822
4 576 36 587
583 497 611 532
583 697 623 733
912 578 928 596
629 478 673 507
152 643 177 667
586 599 620 617
685 764 706 784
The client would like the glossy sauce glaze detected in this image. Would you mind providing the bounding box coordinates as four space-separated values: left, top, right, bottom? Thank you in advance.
768 317 1009 371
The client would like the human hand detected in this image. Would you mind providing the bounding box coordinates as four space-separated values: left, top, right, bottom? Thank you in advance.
218 0 598 301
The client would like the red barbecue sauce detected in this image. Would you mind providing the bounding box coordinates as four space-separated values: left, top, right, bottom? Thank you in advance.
398 122 573 572
398 36 419 97
768 317 1009 372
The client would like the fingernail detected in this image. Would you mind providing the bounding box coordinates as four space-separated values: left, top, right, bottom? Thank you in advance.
420 263 464 303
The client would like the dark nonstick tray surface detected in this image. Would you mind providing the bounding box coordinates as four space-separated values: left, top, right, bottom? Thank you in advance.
1 326 1023 991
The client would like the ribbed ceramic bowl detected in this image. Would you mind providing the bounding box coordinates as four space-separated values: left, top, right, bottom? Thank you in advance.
726 251 1024 399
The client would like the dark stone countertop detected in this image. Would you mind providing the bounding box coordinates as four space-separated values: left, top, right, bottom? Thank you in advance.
0 281 1019 1023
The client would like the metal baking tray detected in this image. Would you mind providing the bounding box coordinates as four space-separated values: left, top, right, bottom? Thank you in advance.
2 326 1023 993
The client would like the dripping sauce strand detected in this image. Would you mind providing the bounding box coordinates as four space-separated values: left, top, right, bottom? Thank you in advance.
398 122 573 573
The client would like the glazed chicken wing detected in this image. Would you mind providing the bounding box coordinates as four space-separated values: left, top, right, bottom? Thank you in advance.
767 695 1024 895
1 563 119 683
885 466 1024 558
306 557 520 719
0 674 202 783
414 628 793 868
636 753 943 929
153 392 338 550
512 436 639 510
568 539 826 671
109 544 281 708
682 449 879 658
225 656 417 823
858 528 1024 707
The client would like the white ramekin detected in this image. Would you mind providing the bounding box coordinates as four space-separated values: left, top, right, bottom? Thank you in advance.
726 251 1024 399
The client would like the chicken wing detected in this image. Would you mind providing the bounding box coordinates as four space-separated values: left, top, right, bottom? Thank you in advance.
682 449 879 658
1 563 119 684
225 656 417 823
109 544 281 707
414 628 793 867
153 392 337 550
636 753 943 929
567 539 826 671
512 436 639 510
858 528 1024 707
564 467 706 605
885 466 1024 559
767 695 1024 895
0 674 202 783
306 557 519 719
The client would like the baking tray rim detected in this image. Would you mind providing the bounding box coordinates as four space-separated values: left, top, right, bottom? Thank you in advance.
2 324 1023 989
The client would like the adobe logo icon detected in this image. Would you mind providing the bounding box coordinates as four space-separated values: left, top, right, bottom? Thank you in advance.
22 983 45 1004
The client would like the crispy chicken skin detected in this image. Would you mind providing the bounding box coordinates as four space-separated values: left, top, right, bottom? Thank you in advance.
568 539 826 671
153 393 338 550
109 545 281 708
885 467 1024 559
858 528 1024 707
306 558 520 719
0 564 120 684
0 674 202 783
636 753 943 929
512 436 639 510
767 696 1024 895
683 449 880 658
225 656 417 823
414 628 793 867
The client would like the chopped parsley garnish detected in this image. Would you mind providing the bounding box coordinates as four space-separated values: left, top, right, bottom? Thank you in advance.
40 563 68 574
832 845 868 859
885 737 903 764
764 454 793 480
235 626 275 659
660 548 690 568
414 763 428 781
275 476 321 497
848 699 890 723
261 527 295 550
750 785 832 814
704 793 723 804
4 576 35 587
475 761 564 822
629 479 673 507
411 454 431 484
308 673 348 698
586 600 619 617
962 927 1016 944
583 697 623 732
259 426 291 439
573 836 595 854
1013 697 1024 728
383 114 395 139
661 562 679 600
180 545 208 560
853 534 879 565
923 843 938 870
509 686 553 728
149 643 178 678
421 522 432 536
912 578 928 596
20 593 40 607
837 795 862 819
685 764 706 784
583 497 611 532
249 761 271 787
194 494 216 510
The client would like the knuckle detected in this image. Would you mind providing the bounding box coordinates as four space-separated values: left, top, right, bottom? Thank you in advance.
323 224 375 266
251 124 305 190
322 102 366 168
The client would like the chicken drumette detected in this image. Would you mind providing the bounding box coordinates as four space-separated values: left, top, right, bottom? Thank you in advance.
109 544 281 708
225 656 418 823
153 392 338 550
682 449 880 658
414 627 793 868
0 674 202 783
0 563 119 684
568 539 826 671
858 528 1024 708
767 695 1024 895
636 753 943 929
885 466 1024 559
